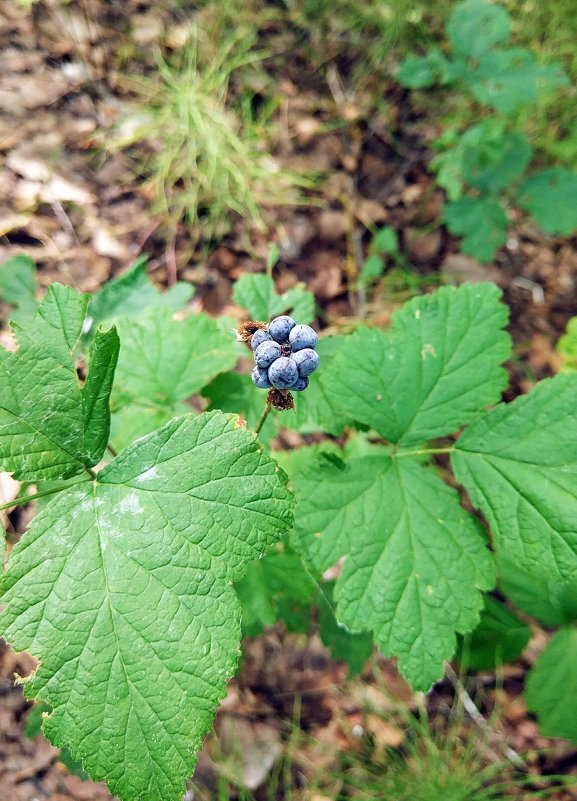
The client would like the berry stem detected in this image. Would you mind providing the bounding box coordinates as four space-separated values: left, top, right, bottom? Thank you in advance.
254 399 272 436
0 479 93 513
394 447 455 458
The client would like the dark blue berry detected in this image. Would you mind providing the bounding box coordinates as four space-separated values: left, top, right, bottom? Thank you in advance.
251 328 272 351
268 356 298 389
290 348 320 377
254 340 281 368
251 365 272 389
289 324 318 351
291 376 309 391
269 315 296 343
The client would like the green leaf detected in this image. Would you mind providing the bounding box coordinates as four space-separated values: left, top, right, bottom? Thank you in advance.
273 442 343 480
328 284 510 445
517 168 577 236
526 627 577 742
452 374 577 581
497 554 577 627
292 335 355 437
318 583 373 678
0 285 89 481
292 453 494 690
396 51 452 89
462 130 532 195
446 0 511 59
456 595 530 671
232 273 315 324
267 242 281 270
557 317 577 371
1 411 294 801
374 227 399 254
360 254 385 282
82 327 120 465
236 547 316 637
110 401 193 453
25 700 52 739
113 307 237 407
202 372 277 445
0 255 38 321
443 196 508 262
470 49 568 113
86 256 193 334
431 150 466 202
432 121 531 200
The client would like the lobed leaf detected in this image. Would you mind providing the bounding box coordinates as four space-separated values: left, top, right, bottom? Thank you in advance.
0 285 89 480
517 168 577 236
396 51 449 89
329 283 510 445
452 374 577 581
470 49 568 113
86 256 193 336
1 411 294 801
462 129 532 195
236 547 316 636
293 453 494 690
456 595 530 671
317 582 374 678
113 307 236 405
446 0 511 59
557 316 577 370
497 554 577 627
232 273 315 324
525 627 577 742
0 255 38 321
202 372 277 445
82 327 120 465
443 196 508 262
292 335 354 436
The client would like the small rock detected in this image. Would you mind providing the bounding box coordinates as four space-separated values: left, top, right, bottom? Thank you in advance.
317 209 347 242
441 254 502 285
406 228 442 264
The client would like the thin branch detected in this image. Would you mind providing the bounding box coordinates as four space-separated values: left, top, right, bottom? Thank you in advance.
444 663 526 769
0 480 92 513
393 447 455 458
254 399 272 436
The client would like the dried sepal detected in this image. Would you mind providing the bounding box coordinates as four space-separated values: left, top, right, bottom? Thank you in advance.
267 388 294 411
237 321 268 345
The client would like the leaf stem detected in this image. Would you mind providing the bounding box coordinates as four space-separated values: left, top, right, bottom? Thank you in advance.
393 447 455 458
107 443 118 458
0 480 92 513
254 399 272 436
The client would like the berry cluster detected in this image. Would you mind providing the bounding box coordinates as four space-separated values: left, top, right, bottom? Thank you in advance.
251 316 319 392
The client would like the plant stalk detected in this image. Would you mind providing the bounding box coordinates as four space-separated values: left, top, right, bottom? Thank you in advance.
394 447 455 458
0 480 92 513
254 399 272 436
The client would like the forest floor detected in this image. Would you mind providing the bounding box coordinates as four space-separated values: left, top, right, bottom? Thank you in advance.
2 1 577 800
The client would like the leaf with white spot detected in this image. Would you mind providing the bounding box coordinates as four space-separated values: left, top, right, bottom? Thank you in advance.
1 411 294 801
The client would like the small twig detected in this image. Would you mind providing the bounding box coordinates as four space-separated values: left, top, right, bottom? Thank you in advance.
444 663 526 769
352 226 367 320
0 480 92 513
107 443 118 458
165 235 178 287
254 399 272 437
131 220 160 255
50 200 81 247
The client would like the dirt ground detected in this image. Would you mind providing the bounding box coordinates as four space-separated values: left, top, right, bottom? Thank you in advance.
2 2 577 799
